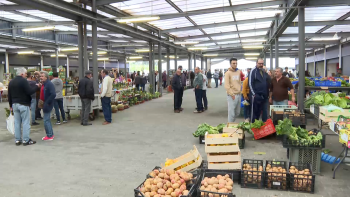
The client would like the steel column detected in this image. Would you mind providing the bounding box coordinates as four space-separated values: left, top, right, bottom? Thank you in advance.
83 20 88 71
194 54 196 68
188 53 192 81
263 53 266 67
339 44 342 69
12 25 16 40
275 38 279 68
55 48 59 72
270 43 273 70
40 55 44 71
124 56 127 80
158 42 162 94
78 22 84 80
201 57 203 70
175 48 178 69
66 56 70 78
149 42 154 93
324 48 327 77
5 52 9 73
298 7 305 111
167 47 170 88
313 51 316 77
92 0 98 93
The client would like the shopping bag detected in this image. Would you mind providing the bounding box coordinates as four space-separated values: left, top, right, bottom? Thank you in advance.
6 114 15 135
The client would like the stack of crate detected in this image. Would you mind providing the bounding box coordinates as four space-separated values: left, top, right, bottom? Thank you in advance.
205 133 241 170
223 123 245 149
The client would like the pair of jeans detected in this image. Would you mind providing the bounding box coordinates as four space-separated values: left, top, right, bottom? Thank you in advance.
227 95 241 122
101 97 112 123
251 95 268 123
81 98 91 124
219 77 223 85
163 81 167 89
43 111 54 138
136 84 140 91
202 90 208 109
243 100 251 120
214 78 219 87
53 98 66 122
195 89 203 111
30 98 36 124
273 99 289 105
141 84 145 91
13 103 31 142
173 89 183 110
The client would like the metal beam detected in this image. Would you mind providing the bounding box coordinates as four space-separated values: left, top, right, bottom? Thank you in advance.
96 0 128 6
275 38 279 68
307 0 350 6
13 21 76 27
280 32 350 38
289 20 350 27
0 5 30 11
298 7 305 111
162 17 275 33
158 0 284 20
177 28 270 40
198 35 266 45
92 0 99 93
55 31 113 35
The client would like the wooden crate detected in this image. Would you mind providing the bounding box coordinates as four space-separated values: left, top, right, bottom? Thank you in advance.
207 152 241 170
207 161 241 170
162 145 202 172
319 106 350 122
205 134 240 153
222 123 244 139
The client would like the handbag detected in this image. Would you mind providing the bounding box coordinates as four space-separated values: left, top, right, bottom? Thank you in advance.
38 99 44 109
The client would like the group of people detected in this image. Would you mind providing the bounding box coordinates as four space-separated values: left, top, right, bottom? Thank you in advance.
205 69 223 88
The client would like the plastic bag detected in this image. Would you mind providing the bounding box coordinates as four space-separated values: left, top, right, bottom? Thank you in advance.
6 114 15 135
242 100 250 106
323 104 344 112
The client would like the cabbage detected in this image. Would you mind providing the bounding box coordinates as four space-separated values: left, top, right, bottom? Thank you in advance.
314 95 324 105
337 98 348 109
324 94 333 105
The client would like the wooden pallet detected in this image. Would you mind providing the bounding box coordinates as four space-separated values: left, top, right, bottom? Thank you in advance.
223 123 244 139
162 145 202 172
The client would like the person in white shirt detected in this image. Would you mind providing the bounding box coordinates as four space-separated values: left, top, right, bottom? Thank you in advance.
100 69 113 125
201 70 208 111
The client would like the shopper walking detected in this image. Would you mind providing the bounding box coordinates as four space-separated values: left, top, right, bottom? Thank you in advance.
190 71 195 88
78 70 94 126
135 71 141 91
34 71 43 120
269 67 295 105
206 69 212 88
242 77 251 122
201 70 208 111
249 58 269 123
224 58 242 122
172 69 183 113
162 70 167 89
219 70 223 86
27 72 40 126
283 67 291 78
193 67 204 113
51 72 67 125
213 70 219 88
100 69 113 125
40 71 56 141
141 72 146 91
8 68 39 146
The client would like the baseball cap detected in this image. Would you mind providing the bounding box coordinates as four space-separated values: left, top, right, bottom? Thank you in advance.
49 71 53 76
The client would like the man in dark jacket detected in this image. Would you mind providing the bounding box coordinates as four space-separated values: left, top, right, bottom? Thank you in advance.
40 71 56 141
190 71 195 88
206 69 212 88
8 67 39 146
162 70 167 89
172 69 183 113
78 70 94 126
249 58 269 123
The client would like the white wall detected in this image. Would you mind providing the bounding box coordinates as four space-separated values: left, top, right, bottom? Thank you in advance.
307 63 314 77
315 61 324 77
327 63 337 77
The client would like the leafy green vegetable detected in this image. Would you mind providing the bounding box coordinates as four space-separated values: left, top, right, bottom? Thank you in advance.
237 122 253 135
216 123 226 133
295 127 308 139
305 77 315 86
251 120 265 129
193 123 220 137
275 119 293 135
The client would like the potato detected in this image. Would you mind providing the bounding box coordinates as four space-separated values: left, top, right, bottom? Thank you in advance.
172 183 180 189
210 187 217 192
158 189 165 195
225 185 232 191
183 190 189 195
200 186 205 190
170 192 176 197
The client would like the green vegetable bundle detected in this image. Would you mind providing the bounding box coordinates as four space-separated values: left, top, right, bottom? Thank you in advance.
251 120 265 129
193 123 220 137
237 122 253 135
304 91 350 109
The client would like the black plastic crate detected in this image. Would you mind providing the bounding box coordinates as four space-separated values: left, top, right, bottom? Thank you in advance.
146 166 162 178
239 135 245 149
197 171 236 197
272 110 284 124
264 160 288 191
241 159 264 189
135 168 202 197
314 105 320 119
283 109 307 126
288 162 315 193
199 135 205 144
282 129 325 149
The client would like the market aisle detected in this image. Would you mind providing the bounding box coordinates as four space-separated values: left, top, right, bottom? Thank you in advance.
0 83 349 197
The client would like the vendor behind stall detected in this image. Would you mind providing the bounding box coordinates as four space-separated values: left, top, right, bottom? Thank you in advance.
336 68 342 77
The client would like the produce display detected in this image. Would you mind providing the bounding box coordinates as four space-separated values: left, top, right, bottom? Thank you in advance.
250 120 265 129
304 91 350 109
163 146 202 172
193 123 226 137
199 174 234 197
276 119 323 147
139 168 193 197
234 122 253 135
305 78 315 86
289 165 314 192
265 162 287 190
242 163 263 186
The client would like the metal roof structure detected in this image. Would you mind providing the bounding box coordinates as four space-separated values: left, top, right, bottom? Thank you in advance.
0 0 348 61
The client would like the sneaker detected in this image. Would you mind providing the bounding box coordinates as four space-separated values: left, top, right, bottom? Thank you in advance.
55 121 61 125
23 139 36 146
174 110 180 113
32 122 40 126
42 136 54 141
63 120 68 123
193 110 203 113
15 141 22 146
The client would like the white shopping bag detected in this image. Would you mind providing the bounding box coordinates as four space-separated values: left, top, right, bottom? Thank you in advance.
6 114 15 135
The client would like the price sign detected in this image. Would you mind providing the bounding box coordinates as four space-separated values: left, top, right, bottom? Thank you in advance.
273 182 281 186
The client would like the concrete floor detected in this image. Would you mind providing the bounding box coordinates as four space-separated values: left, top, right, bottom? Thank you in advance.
0 84 350 197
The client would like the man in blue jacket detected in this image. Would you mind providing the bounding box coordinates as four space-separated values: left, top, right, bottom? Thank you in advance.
40 71 56 141
249 58 269 123
172 69 183 113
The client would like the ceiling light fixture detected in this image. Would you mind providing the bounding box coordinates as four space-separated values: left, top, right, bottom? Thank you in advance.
241 39 266 43
117 16 160 23
246 57 258 60
129 56 143 59
174 41 199 45
51 54 66 57
311 37 340 41
242 46 264 49
22 26 55 32
203 54 218 57
61 47 79 51
98 58 109 61
127 61 135 63
90 51 107 55
188 47 207 50
164 55 179 58
17 51 34 54
135 49 150 53
244 53 260 56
